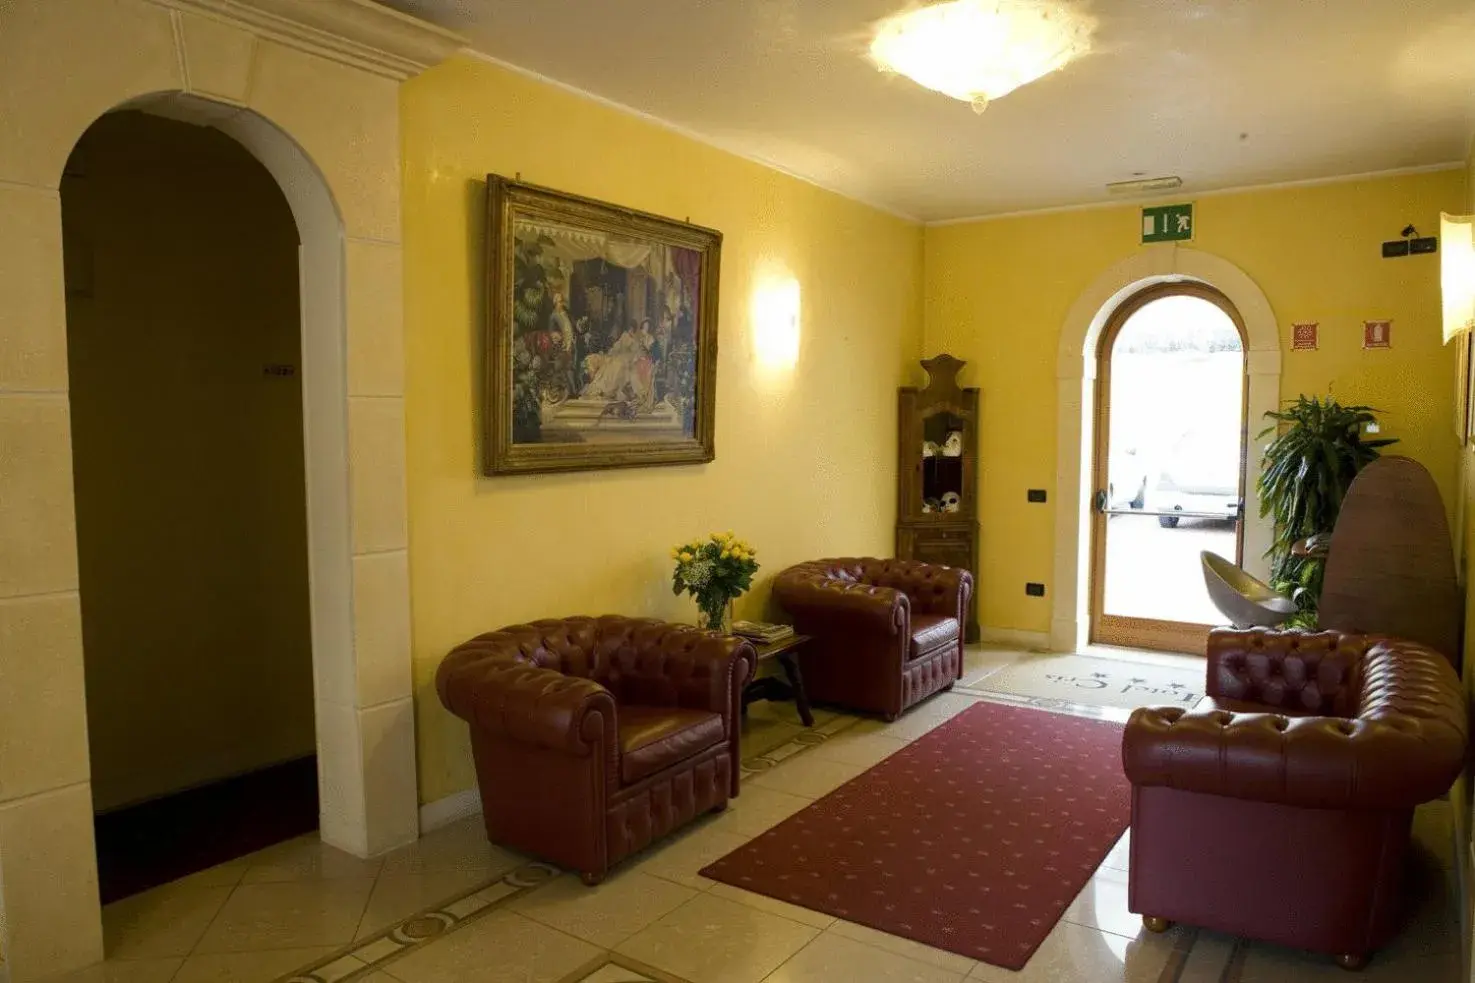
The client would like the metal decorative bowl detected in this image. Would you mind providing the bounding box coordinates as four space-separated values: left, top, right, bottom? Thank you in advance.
1200 551 1299 629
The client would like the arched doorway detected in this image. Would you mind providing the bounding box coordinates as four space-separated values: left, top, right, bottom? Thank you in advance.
63 108 320 902
1088 284 1248 653
1048 246 1282 654
0 2 457 972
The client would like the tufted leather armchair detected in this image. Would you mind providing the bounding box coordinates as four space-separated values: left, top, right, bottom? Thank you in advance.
437 616 754 884
772 558 972 720
1122 628 1467 969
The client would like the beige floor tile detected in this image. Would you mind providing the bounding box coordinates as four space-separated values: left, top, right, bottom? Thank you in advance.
378 814 525 876
510 870 699 948
171 946 341 983
741 716 806 760
162 860 251 892
958 648 1028 688
616 893 818 983
1176 932 1238 983
357 866 501 939
766 931 968 983
966 920 1175 982
625 821 752 890
910 692 980 720
1099 830 1130 872
102 885 233 959
48 958 184 983
829 920 976 975
861 711 951 743
1236 940 1459 982
1062 866 1176 943
746 755 866 799
800 730 911 769
711 785 812 838
193 877 376 953
706 881 836 930
383 909 600 983
240 834 384 883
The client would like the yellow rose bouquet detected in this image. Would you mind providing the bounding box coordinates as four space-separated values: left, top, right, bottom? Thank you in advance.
670 531 760 631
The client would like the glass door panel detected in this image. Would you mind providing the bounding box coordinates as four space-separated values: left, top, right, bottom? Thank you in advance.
1091 291 1246 651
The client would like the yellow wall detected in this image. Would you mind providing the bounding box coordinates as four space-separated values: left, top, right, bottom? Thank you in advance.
63 112 315 812
926 169 1466 634
401 56 925 803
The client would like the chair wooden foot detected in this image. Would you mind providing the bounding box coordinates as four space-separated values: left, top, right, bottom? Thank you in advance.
1334 953 1368 972
710 801 728 813
1142 916 1172 934
579 870 605 887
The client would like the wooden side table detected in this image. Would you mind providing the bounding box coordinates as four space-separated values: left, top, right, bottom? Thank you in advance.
741 633 814 726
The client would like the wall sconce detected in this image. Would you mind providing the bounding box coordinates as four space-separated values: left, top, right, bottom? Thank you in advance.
1442 212 1475 344
752 276 801 370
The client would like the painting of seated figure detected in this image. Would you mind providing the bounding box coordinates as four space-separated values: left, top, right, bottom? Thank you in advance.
486 175 721 475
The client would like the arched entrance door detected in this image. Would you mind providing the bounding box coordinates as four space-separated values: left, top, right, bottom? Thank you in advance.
1089 283 1248 653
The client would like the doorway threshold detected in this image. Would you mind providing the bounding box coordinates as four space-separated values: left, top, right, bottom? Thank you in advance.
94 754 318 904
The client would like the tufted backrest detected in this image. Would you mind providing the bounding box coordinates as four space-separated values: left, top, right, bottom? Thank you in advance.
447 615 739 710
1125 629 1468 811
1207 628 1365 716
779 557 969 617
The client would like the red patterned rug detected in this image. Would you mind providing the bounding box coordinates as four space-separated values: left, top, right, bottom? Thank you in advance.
701 701 1130 971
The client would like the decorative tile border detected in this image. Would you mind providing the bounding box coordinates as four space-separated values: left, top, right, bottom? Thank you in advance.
556 952 695 983
952 684 1136 723
273 707 864 982
275 861 559 983
739 711 863 776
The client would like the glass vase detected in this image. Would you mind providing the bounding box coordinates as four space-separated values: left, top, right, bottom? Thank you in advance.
697 598 734 634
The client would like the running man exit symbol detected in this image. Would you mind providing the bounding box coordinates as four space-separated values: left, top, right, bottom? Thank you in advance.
1142 204 1194 243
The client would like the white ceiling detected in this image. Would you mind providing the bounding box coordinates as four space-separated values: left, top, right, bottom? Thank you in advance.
380 0 1475 222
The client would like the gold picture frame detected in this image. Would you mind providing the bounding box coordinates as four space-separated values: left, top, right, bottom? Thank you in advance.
484 176 722 476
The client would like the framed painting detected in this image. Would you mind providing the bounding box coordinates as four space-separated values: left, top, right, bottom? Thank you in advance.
484 175 722 475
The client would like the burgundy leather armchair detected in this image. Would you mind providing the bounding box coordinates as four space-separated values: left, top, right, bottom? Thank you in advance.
772 558 972 720
437 616 754 884
1123 628 1467 969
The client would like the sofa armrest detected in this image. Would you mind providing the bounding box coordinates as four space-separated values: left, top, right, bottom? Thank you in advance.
1122 698 1466 811
437 647 616 756
773 572 908 637
1205 627 1367 715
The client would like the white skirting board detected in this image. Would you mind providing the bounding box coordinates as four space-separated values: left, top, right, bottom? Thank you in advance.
977 626 1053 651
419 788 482 833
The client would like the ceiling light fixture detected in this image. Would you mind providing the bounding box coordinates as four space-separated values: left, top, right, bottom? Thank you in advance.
1106 175 1183 195
870 0 1095 114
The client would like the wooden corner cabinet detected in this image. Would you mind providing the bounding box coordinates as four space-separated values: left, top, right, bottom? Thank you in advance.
897 354 980 642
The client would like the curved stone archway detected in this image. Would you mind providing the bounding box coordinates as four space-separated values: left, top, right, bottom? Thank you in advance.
1049 244 1283 652
0 1 461 977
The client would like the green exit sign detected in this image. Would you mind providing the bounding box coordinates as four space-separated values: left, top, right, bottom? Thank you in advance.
1142 203 1194 243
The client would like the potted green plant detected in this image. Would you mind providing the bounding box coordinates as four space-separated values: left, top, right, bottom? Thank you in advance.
671 532 759 632
1256 396 1396 623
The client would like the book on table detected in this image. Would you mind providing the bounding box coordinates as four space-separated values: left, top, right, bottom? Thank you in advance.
731 620 795 643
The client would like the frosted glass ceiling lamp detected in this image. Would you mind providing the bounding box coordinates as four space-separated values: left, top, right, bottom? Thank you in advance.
870 0 1095 114
1443 213 1475 344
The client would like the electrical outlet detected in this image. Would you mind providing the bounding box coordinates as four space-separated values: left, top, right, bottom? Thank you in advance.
1410 237 1438 255
1025 582 1046 597
1027 489 1047 503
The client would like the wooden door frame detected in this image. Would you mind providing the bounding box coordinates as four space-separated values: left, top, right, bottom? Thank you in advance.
1088 282 1250 654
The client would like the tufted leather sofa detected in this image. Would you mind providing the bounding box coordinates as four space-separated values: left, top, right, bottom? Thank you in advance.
772 558 972 720
1122 628 1467 969
437 616 754 884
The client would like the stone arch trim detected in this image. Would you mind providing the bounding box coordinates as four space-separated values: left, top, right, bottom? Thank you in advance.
1049 244 1282 651
0 1 461 978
